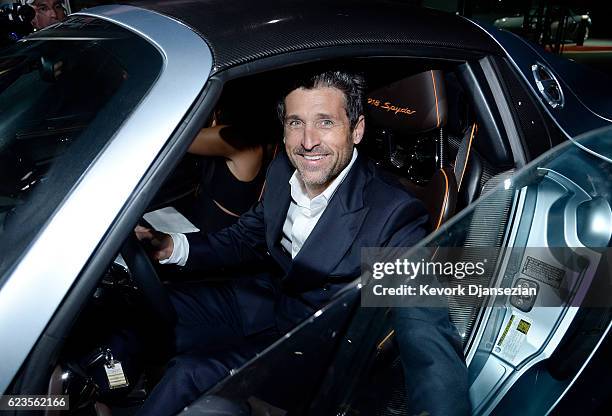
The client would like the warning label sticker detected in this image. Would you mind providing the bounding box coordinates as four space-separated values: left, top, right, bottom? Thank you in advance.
494 313 532 361
522 256 564 289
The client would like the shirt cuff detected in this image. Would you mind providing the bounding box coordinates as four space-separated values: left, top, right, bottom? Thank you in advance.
159 232 189 267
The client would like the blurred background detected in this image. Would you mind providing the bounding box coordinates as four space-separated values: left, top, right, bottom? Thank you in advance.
417 0 612 76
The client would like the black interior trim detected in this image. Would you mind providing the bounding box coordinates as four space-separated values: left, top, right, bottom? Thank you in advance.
460 147 484 207
456 62 514 168
479 57 527 167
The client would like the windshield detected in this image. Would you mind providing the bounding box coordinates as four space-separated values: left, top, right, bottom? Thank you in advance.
0 16 162 280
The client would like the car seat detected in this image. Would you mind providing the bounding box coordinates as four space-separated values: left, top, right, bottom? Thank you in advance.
365 69 457 230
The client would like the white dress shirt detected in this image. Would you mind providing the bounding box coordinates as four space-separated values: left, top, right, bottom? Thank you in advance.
281 148 357 258
162 149 358 266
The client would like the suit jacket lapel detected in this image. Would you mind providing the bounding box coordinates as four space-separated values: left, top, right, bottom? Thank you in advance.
284 154 371 292
267 188 291 249
265 153 293 271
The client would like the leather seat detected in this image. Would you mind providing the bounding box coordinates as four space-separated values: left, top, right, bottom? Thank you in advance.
398 166 458 231
366 70 457 230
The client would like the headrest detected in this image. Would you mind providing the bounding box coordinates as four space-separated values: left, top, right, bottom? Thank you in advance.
366 70 447 134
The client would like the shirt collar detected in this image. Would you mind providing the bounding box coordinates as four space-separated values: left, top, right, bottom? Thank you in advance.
289 148 358 209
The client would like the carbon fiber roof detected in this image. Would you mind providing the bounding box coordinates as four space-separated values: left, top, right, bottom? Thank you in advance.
127 0 502 73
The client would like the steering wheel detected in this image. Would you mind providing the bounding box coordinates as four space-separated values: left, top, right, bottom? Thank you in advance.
120 233 177 326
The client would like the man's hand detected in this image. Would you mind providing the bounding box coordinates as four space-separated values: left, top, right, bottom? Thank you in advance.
134 225 174 261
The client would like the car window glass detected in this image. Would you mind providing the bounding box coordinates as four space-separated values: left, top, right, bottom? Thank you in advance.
0 16 163 283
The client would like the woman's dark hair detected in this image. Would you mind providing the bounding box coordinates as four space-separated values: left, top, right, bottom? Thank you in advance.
213 81 280 145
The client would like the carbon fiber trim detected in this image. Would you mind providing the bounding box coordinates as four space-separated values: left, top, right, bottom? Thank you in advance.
374 357 409 416
128 0 502 73
452 170 515 343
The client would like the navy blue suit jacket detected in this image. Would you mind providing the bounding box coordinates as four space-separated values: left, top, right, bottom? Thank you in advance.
184 151 469 415
185 151 429 332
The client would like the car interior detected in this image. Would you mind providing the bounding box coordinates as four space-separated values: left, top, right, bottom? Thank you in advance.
5 54 569 416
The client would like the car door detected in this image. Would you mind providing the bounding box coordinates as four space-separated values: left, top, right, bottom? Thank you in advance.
0 5 213 399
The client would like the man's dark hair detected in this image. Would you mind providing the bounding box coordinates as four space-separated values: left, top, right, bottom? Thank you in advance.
277 69 366 131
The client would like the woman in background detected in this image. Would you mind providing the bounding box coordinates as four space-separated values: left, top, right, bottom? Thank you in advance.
181 88 278 233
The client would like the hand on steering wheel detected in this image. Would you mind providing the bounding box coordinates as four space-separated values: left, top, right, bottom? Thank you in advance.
120 232 177 326
134 225 174 262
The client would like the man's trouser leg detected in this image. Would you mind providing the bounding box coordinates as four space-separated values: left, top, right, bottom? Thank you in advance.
136 281 278 416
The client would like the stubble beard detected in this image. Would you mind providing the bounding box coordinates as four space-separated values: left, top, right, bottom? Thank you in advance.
291 145 353 194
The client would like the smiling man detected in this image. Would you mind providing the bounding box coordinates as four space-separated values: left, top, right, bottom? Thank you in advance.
135 69 467 416
282 81 363 197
